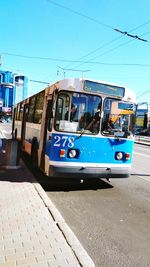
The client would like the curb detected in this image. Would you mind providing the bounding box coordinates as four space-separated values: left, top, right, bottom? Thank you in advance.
23 163 95 267
34 183 95 267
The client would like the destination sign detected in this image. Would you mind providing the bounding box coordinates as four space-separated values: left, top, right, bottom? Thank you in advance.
84 80 125 98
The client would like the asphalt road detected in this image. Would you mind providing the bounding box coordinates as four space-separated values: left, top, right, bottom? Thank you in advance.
43 144 150 267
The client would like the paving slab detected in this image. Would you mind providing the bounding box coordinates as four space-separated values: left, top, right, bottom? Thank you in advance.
0 162 95 267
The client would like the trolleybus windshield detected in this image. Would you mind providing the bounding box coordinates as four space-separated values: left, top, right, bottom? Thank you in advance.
55 91 102 134
101 98 136 137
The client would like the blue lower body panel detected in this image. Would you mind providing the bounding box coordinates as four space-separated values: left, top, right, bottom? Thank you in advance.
46 133 134 178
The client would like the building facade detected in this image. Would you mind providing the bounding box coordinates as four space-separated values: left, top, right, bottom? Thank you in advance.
0 70 28 116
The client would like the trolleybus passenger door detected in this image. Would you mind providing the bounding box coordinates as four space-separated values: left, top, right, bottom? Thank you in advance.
12 107 17 138
40 98 53 172
21 104 29 150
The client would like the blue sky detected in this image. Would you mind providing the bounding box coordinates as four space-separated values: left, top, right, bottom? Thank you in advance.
0 0 150 105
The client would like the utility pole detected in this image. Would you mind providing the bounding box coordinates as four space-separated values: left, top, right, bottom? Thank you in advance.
57 65 91 78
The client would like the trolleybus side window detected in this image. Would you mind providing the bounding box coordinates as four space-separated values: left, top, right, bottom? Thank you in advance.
34 91 44 124
18 103 24 121
56 93 69 121
27 96 36 122
15 104 20 120
55 93 70 130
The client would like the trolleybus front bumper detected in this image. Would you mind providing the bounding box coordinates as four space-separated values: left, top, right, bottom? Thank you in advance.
48 164 131 179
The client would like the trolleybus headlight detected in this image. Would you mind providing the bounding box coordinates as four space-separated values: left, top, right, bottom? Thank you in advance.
68 149 77 158
67 148 79 158
115 152 123 160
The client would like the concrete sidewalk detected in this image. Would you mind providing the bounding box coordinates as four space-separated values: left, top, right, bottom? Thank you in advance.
0 162 95 267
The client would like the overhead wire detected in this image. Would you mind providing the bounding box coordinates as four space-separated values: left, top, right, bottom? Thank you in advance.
1 1 150 83
59 23 150 72
26 22 150 83
137 90 150 99
44 0 150 77
45 0 150 61
1 51 150 67
49 1 150 65
46 0 113 30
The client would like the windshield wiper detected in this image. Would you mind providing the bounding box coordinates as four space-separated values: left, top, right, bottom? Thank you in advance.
75 129 85 140
75 119 95 140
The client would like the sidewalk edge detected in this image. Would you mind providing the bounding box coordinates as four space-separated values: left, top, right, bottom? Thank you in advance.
29 177 95 267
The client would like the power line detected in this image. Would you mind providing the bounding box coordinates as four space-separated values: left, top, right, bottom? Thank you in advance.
82 24 150 61
64 28 150 71
57 65 90 72
1 1 150 83
1 2 149 74
137 90 150 99
46 0 113 30
61 35 123 67
29 79 50 84
45 0 150 61
46 0 150 42
128 20 150 32
2 21 150 84
0 52 73 62
54 20 150 74
114 28 148 42
89 30 150 62
1 52 150 67
45 0 150 69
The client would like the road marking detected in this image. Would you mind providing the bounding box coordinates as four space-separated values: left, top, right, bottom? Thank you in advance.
133 151 150 158
137 176 150 182
132 173 150 182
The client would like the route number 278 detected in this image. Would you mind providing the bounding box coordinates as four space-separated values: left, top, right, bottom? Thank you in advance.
53 135 75 148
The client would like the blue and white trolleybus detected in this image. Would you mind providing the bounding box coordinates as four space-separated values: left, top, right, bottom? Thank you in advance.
12 78 136 179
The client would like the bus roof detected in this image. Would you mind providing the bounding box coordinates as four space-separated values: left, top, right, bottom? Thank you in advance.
15 77 136 105
58 78 136 102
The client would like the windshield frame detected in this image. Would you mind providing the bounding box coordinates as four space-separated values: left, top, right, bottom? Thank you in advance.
54 90 102 135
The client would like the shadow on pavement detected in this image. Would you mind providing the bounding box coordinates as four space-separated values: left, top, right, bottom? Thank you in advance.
21 152 113 192
41 177 113 192
0 164 33 183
